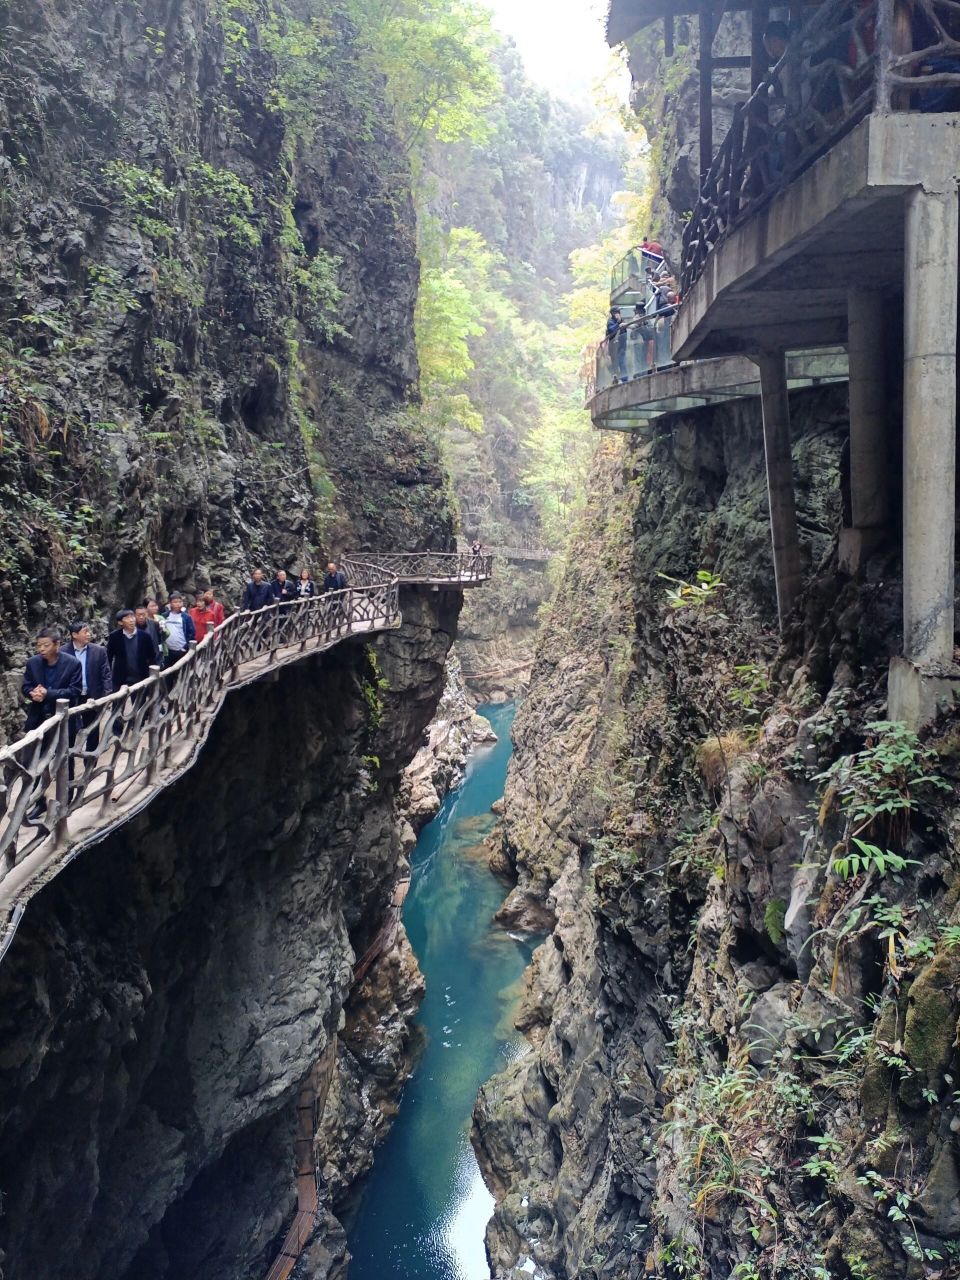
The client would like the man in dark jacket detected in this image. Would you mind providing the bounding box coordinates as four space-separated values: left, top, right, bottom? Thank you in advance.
322 562 347 593
606 307 628 383
107 609 158 688
63 621 112 700
271 568 297 603
22 627 83 732
64 620 113 756
136 603 164 665
243 568 275 611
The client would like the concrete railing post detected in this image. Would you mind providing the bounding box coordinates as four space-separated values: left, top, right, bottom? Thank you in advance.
754 350 803 628
269 607 279 662
901 184 958 668
54 699 71 845
842 287 890 571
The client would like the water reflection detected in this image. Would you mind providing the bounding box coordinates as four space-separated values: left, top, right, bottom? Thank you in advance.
347 702 536 1280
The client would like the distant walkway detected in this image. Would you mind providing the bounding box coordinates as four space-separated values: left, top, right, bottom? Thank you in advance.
490 545 552 564
0 552 493 960
455 544 553 565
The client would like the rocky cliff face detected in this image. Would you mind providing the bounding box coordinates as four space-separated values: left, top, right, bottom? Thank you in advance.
626 14 751 259
0 586 459 1280
456 561 549 705
474 389 960 1280
0 0 453 730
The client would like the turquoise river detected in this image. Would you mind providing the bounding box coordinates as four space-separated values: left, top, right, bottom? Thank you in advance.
347 700 536 1280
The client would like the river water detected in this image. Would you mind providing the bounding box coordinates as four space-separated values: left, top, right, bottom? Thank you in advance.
346 701 534 1280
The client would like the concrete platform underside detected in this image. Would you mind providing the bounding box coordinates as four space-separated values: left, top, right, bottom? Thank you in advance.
673 113 960 361
588 350 848 429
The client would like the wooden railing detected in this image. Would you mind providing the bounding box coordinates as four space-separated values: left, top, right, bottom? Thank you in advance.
341 550 494 584
489 545 552 564
680 0 960 297
0 550 493 958
681 0 882 294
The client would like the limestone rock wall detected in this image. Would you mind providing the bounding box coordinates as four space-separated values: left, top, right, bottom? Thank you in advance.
456 563 550 706
0 0 453 734
473 388 960 1280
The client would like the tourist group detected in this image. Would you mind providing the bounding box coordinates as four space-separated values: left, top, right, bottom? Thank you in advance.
21 563 349 733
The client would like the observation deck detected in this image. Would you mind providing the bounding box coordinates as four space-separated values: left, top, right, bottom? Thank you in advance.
0 551 493 961
602 0 960 725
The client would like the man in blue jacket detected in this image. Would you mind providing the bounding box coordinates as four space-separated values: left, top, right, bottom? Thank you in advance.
22 627 83 732
243 567 275 611
63 620 113 755
63 621 113 701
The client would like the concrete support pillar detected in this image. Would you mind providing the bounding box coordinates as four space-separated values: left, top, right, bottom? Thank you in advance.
756 350 802 628
841 287 890 571
901 184 958 668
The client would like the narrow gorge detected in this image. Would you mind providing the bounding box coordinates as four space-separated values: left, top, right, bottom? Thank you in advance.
2 0 960 1278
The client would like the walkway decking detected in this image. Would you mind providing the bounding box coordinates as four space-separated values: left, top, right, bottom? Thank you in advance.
0 552 493 960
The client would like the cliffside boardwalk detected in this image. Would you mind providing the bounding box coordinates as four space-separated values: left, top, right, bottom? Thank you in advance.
0 552 493 961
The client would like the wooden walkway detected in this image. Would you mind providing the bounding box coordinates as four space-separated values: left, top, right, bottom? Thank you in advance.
0 552 492 961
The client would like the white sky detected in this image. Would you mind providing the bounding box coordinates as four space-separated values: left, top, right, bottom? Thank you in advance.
483 0 625 105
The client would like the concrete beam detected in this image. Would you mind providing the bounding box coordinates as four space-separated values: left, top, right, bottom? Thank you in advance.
901 183 958 668
756 350 803 627
588 349 849 427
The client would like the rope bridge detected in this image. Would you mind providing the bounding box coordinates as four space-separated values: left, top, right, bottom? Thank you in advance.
0 551 492 961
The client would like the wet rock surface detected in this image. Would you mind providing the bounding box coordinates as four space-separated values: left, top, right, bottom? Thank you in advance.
400 654 498 832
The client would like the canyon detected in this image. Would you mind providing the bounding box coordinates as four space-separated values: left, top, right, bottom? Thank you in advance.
2 0 960 1278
